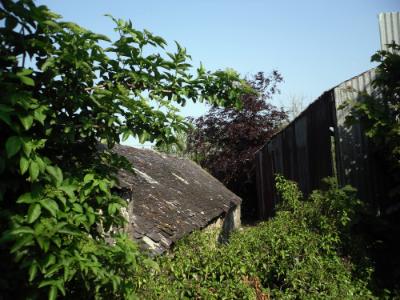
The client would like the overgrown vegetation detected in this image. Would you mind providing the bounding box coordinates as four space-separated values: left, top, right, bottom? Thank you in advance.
132 176 375 299
187 72 288 219
148 40 400 300
152 130 189 156
344 43 400 208
0 1 249 299
2 0 398 299
342 43 400 295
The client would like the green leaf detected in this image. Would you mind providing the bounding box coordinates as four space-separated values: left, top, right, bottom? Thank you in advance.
20 156 30 174
108 203 120 215
43 20 61 29
72 203 83 213
19 76 35 86
110 276 119 291
52 237 62 248
27 203 41 223
29 161 40 181
29 262 38 282
17 192 36 204
49 285 58 300
19 114 34 130
6 136 22 158
34 107 47 125
22 140 33 157
46 263 62 277
11 226 35 235
56 280 66 296
10 234 34 253
36 236 50 252
88 213 95 225
143 258 160 272
41 57 56 71
17 69 33 76
138 131 149 143
98 181 109 194
92 33 111 42
43 254 56 268
83 173 94 183
122 129 132 141
0 111 12 126
58 228 80 236
59 184 76 199
58 21 82 32
35 156 46 173
40 198 59 217
38 279 55 288
46 166 63 186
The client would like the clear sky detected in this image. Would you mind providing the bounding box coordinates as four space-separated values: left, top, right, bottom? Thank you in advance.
37 0 399 119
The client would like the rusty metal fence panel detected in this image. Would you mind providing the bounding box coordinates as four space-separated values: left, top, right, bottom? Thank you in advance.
333 69 383 206
254 68 392 219
255 91 336 219
255 12 398 219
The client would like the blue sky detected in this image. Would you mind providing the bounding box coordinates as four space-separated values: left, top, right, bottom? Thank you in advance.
37 0 399 119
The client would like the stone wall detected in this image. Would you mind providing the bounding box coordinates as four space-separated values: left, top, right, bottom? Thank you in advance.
205 204 241 243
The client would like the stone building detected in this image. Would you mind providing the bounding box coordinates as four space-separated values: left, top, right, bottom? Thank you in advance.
113 144 241 254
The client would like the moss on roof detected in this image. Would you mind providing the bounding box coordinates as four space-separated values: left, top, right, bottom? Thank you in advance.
114 144 241 254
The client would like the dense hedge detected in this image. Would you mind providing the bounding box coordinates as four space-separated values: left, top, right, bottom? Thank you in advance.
135 176 376 299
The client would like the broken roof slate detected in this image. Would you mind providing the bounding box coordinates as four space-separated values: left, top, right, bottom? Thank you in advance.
113 144 241 253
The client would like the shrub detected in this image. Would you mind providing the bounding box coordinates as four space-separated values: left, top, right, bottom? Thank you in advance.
343 43 400 206
137 177 375 299
0 1 248 298
342 43 400 294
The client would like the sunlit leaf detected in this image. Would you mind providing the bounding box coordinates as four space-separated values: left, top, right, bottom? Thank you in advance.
20 156 30 174
48 285 58 300
29 161 40 181
28 262 38 282
40 198 59 217
19 76 35 86
27 203 41 223
19 114 34 130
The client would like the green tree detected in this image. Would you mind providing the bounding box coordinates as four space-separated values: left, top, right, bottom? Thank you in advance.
152 129 189 156
343 43 400 294
344 43 400 206
0 1 249 299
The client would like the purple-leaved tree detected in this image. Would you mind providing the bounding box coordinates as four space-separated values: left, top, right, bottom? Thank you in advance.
188 71 288 219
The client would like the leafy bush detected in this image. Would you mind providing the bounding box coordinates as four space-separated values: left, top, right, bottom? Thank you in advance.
138 177 375 299
343 43 400 205
342 43 400 294
187 72 288 219
0 1 248 299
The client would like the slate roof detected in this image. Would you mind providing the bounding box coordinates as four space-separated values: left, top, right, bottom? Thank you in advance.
113 144 241 254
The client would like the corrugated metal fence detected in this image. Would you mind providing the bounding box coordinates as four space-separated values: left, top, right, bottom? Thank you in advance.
379 12 400 51
255 12 399 218
333 69 383 206
255 90 336 219
255 69 384 219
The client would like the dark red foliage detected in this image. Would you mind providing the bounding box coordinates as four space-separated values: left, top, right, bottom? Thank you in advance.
188 71 288 219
